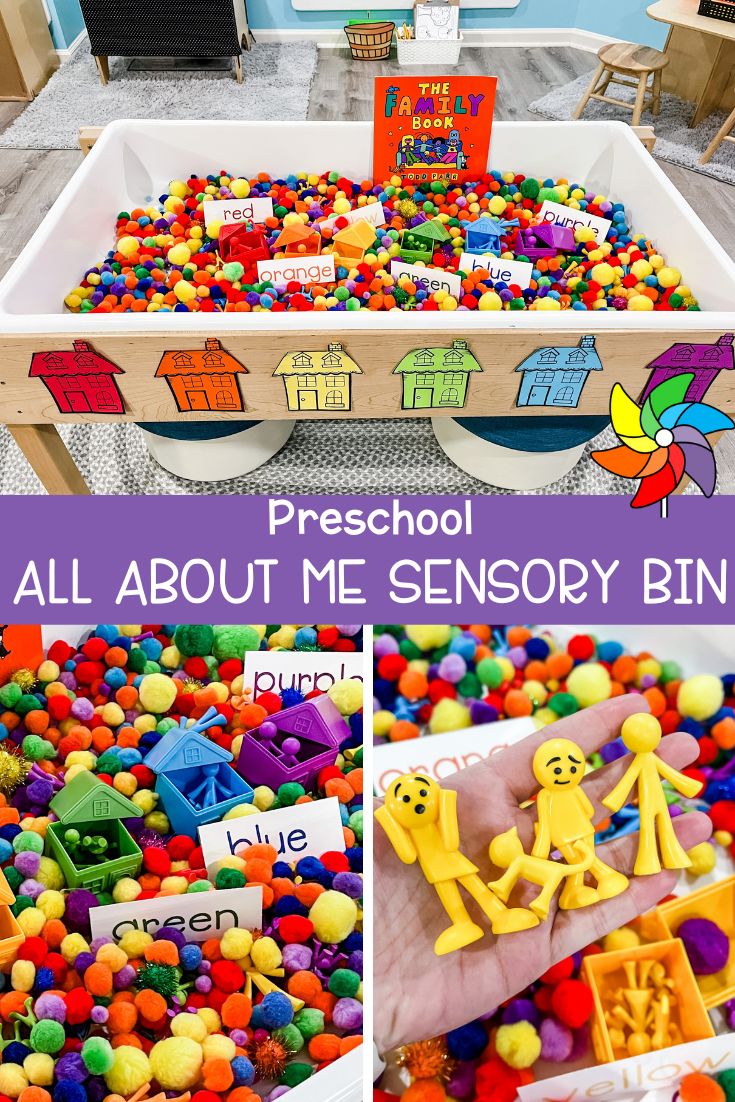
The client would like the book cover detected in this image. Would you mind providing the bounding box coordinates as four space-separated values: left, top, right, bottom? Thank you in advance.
0 625 43 685
373 76 497 186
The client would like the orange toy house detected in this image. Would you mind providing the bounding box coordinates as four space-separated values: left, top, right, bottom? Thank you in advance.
29 340 125 414
274 224 322 257
155 339 247 413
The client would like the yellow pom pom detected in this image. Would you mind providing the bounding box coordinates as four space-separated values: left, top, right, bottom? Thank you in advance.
23 1052 54 1086
715 830 733 847
61 933 90 965
37 661 60 684
112 878 142 904
167 243 192 267
145 811 170 835
678 674 725 722
428 697 471 735
590 262 616 287
251 935 282 973
221 927 253 960
139 672 178 714
11 959 35 992
171 1013 208 1043
132 789 157 815
478 291 502 311
603 926 641 953
222 803 259 820
36 857 65 890
404 626 451 650
309 890 357 944
117 236 140 258
687 841 716 876
159 875 189 895
149 1037 203 1090
495 1021 542 1069
202 1034 236 1062
253 786 275 812
65 751 96 771
102 702 125 727
197 1008 221 1034
117 929 153 958
628 294 654 311
105 1046 151 1095
327 678 363 717
0 1064 28 1098
230 178 250 199
18 908 46 937
160 644 181 669
657 266 681 288
96 943 128 972
566 662 612 708
133 714 157 735
35 890 65 920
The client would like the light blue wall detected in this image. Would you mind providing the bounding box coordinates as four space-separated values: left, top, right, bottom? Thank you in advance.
46 0 84 49
574 0 667 48
247 0 583 29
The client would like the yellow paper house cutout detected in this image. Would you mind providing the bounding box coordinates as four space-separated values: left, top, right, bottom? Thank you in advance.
330 220 377 267
273 343 363 412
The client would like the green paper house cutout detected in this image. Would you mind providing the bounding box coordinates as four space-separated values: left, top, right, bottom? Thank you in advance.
393 339 483 410
399 218 451 263
47 772 143 893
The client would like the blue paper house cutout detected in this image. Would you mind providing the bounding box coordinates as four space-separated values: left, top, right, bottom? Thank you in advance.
515 335 603 408
145 706 253 836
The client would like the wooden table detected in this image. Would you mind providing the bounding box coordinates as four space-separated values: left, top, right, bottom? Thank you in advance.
648 0 735 126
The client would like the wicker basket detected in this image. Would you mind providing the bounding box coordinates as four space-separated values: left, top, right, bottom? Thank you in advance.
698 0 735 20
344 20 395 60
396 32 462 66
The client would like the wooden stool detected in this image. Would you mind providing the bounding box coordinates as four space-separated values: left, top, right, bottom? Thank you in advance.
701 98 735 163
573 42 669 127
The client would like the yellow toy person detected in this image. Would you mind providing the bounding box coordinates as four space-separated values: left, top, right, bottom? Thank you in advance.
602 713 703 876
532 739 628 908
376 773 538 955
487 826 595 922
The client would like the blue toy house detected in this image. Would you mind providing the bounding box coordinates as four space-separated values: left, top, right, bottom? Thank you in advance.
515 335 603 408
464 216 520 257
145 706 253 836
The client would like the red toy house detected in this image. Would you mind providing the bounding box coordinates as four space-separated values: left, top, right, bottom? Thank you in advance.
29 340 125 414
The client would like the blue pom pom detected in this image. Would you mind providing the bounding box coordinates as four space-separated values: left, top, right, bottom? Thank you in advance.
54 1082 88 1102
342 931 362 952
0 824 21 842
525 637 550 660
179 944 203 971
34 966 55 993
260 991 293 1029
231 1056 256 1086
597 640 624 663
4 1041 31 1064
280 687 304 708
679 717 705 739
295 857 331 886
346 846 363 872
272 861 294 880
274 897 308 918
446 1020 487 1061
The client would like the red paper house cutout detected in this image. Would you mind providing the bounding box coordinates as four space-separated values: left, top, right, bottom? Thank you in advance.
29 341 125 415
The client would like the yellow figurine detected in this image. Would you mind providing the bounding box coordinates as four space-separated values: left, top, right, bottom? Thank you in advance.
532 739 628 908
376 773 538 955
602 713 703 876
487 826 595 922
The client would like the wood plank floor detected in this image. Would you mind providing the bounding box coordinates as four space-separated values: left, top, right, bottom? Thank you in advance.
2 44 734 488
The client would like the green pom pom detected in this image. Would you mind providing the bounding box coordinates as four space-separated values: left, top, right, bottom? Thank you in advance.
476 657 503 689
13 832 43 855
457 672 481 698
273 1024 305 1054
12 895 34 917
136 962 181 998
82 1036 115 1074
31 1019 65 1054
660 660 682 684
174 625 215 657
279 1062 313 1088
186 879 212 893
547 692 579 718
0 683 22 709
95 753 122 775
293 1008 324 1040
328 968 360 998
348 810 363 843
213 626 261 662
718 1071 735 1102
4 867 22 892
520 178 540 200
222 262 245 283
215 868 247 890
275 782 305 807
537 186 560 203
16 695 41 717
127 648 147 673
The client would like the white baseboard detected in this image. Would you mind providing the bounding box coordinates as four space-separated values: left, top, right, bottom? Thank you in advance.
56 28 88 62
253 25 616 51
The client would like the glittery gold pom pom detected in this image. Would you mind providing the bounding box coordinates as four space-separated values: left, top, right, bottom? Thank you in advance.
10 668 36 694
397 199 419 220
181 678 204 694
0 749 31 795
397 1038 456 1083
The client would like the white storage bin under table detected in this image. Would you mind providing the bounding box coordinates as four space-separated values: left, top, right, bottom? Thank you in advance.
397 33 462 65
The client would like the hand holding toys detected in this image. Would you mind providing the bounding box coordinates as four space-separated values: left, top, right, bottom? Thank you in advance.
377 712 702 954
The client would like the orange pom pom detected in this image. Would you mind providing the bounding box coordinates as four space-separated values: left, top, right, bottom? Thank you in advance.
340 1035 363 1055
244 857 273 885
309 1034 340 1062
680 1075 725 1102
84 962 113 998
108 999 138 1034
111 1032 143 1049
403 1081 446 1102
246 840 278 862
221 993 252 1029
144 940 179 966
287 971 322 1004
202 939 223 962
239 703 268 729
19 1088 52 1102
134 989 167 1022
294 883 324 908
310 991 337 1021
42 919 67 949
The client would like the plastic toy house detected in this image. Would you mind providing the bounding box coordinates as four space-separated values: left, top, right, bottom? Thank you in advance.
659 877 735 1009
464 216 519 257
275 224 321 257
517 223 576 262
0 867 25 965
145 706 253 836
399 219 451 264
236 695 346 790
218 225 270 267
46 771 143 893
581 939 714 1064
330 220 376 267
641 333 735 402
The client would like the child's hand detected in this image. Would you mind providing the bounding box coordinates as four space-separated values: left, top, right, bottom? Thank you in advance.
374 695 711 1053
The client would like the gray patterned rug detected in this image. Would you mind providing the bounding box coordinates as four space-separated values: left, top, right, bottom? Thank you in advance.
530 73 735 186
0 43 318 150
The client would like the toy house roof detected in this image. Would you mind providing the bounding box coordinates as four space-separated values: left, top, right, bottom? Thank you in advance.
515 336 603 373
406 218 451 243
156 339 247 377
332 220 377 247
144 726 233 774
533 223 575 250
466 217 504 240
393 339 482 374
274 344 363 375
275 224 320 247
0 868 15 907
51 770 141 824
30 341 123 378
647 334 735 371
248 695 346 747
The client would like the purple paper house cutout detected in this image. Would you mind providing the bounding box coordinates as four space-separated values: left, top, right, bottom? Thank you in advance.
641 333 734 402
518 223 576 261
236 695 347 791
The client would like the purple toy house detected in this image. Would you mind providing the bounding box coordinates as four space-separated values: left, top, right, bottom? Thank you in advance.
236 695 347 791
641 333 734 402
517 223 576 261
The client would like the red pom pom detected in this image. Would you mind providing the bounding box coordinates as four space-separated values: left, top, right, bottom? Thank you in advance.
317 766 343 788
377 654 407 682
82 637 109 661
321 851 350 873
43 953 67 983
18 937 49 967
191 1093 222 1102
317 628 340 649
48 640 74 666
427 680 456 704
188 845 205 870
65 988 94 1026
696 736 718 766
660 709 682 735
218 659 242 682
143 847 171 877
184 657 209 680
567 635 595 661
538 957 575 985
74 660 105 685
709 800 735 833
211 960 245 993
532 986 554 1012
475 1057 521 1102
167 835 196 861
333 638 356 652
47 696 72 722
131 764 156 788
255 692 282 715
551 978 594 1029
278 916 314 944
186 992 207 1010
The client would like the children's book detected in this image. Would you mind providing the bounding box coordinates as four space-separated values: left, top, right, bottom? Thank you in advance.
0 625 43 685
373 76 497 186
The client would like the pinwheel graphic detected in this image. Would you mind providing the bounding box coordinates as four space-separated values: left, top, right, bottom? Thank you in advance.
592 372 734 517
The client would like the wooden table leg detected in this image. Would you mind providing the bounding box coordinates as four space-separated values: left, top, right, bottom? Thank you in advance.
691 38 735 127
234 55 243 83
7 425 91 496
94 55 109 85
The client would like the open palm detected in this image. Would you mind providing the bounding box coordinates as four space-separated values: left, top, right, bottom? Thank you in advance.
374 695 712 1053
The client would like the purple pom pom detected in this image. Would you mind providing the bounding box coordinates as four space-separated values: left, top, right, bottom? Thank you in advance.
282 944 312 973
74 952 95 975
332 997 362 1031
66 889 100 931
446 1063 476 1100
154 926 187 948
14 852 41 878
540 1017 573 1061
332 872 362 899
470 700 498 725
35 993 67 1023
678 917 730 974
55 1052 86 1082
568 1024 590 1062
502 998 540 1027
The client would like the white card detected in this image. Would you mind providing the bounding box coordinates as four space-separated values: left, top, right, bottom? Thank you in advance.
90 885 263 943
256 254 336 286
537 199 611 245
243 651 363 698
203 197 274 229
321 202 387 233
199 796 346 871
458 252 534 289
374 717 536 796
390 260 462 297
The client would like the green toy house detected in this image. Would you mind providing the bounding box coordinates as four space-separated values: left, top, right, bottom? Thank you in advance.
393 340 483 409
399 218 451 264
46 772 143 893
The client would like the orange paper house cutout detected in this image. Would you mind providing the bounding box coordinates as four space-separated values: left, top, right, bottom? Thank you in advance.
155 339 247 413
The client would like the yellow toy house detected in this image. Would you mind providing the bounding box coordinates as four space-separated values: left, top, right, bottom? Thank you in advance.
330 220 377 268
274 343 363 412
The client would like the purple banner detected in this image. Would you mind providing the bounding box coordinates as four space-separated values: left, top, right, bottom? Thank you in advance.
0 494 730 623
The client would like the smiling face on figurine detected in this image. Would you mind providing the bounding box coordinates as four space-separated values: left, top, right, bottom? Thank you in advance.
385 773 440 827
533 738 585 790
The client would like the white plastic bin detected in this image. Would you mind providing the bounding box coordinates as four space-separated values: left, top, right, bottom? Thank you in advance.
396 32 462 65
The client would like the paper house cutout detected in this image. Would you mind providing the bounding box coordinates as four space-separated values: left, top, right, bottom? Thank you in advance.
275 224 321 257
145 706 253 836
155 338 247 413
29 340 125 415
515 335 603 408
331 220 377 267
236 695 346 790
0 868 24 966
399 218 451 263
641 333 734 403
393 339 482 410
47 772 142 893
274 343 363 412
